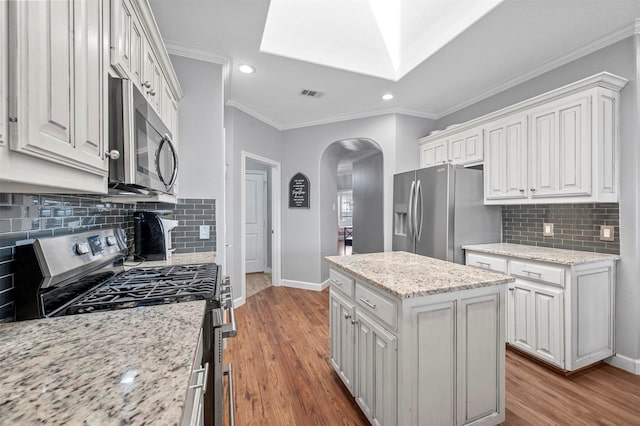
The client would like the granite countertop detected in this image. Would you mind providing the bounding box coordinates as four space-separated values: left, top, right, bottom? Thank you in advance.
124 251 216 269
324 251 513 299
0 301 206 425
462 243 620 265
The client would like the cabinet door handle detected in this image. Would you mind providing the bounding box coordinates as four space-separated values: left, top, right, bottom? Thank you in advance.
519 189 525 193
351 319 358 325
105 149 120 160
344 314 351 320
143 80 152 88
508 288 515 292
360 297 376 309
530 188 536 192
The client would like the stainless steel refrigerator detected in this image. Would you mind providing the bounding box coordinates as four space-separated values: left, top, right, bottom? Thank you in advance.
393 163 502 264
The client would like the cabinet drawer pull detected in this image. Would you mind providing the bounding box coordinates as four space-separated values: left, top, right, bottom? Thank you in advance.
330 279 342 286
530 188 536 192
351 319 358 325
477 261 490 268
360 297 377 309
519 189 525 193
344 313 351 320
522 269 542 277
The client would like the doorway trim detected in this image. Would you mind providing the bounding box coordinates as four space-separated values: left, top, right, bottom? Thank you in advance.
241 151 282 305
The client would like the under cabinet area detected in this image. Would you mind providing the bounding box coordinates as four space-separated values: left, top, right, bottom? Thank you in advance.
464 244 618 371
326 252 511 426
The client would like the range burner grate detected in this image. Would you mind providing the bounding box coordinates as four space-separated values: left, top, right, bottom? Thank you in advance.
60 263 219 315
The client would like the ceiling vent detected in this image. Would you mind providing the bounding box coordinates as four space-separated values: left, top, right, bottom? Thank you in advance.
300 89 324 98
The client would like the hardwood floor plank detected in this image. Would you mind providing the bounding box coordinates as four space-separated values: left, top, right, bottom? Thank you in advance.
225 286 640 425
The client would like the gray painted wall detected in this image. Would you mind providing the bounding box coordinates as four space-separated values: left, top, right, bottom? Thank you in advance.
320 146 342 280
281 114 396 285
395 114 438 173
434 37 640 367
170 55 225 267
337 174 352 191
353 152 384 254
225 106 282 299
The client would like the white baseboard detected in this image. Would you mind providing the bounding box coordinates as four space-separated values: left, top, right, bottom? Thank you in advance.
606 353 640 375
281 279 329 292
264 267 272 273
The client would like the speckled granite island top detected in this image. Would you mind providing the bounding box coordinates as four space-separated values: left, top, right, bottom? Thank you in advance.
462 243 620 265
0 301 206 425
324 251 513 298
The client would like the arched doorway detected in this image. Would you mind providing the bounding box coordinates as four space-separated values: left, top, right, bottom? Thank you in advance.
319 138 383 278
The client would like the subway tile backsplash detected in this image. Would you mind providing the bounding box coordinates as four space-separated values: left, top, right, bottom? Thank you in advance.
0 194 216 322
502 203 619 254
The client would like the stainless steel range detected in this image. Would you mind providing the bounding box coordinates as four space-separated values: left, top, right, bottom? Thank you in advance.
13 229 236 426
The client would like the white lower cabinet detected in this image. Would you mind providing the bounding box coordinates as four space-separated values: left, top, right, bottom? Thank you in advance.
355 310 397 426
466 250 615 371
330 290 355 393
508 280 564 368
329 268 506 426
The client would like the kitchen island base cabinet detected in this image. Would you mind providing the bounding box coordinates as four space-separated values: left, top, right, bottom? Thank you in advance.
329 268 506 426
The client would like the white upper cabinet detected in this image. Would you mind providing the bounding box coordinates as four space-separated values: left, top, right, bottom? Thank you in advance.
0 0 108 194
484 114 528 200
111 0 182 129
419 126 483 168
0 0 7 150
529 93 592 198
419 73 626 204
420 139 447 168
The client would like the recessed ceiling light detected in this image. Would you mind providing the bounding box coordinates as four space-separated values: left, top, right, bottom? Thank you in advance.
239 64 255 74
382 93 394 101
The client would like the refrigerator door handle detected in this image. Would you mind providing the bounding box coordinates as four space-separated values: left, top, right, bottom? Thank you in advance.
407 180 416 238
415 179 424 241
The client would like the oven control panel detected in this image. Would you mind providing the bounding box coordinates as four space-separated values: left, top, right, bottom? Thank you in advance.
34 229 128 285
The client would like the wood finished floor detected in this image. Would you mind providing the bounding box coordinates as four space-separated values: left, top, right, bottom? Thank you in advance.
225 286 640 425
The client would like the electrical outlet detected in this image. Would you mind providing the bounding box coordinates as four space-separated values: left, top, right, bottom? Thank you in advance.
600 225 615 242
543 223 554 237
199 225 210 240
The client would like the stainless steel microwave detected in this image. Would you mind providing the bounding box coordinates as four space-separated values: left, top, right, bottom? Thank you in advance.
108 76 178 195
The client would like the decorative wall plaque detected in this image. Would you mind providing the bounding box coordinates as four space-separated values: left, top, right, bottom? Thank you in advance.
289 172 310 208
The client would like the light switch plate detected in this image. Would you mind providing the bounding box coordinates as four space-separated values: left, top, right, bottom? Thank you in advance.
199 225 210 240
600 225 615 242
543 223 554 237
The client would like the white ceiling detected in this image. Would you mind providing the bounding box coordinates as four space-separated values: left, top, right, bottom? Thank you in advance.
149 0 640 130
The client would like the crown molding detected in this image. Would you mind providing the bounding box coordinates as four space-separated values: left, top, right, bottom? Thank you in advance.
278 108 436 131
436 19 640 119
164 41 232 103
164 40 231 65
226 100 283 130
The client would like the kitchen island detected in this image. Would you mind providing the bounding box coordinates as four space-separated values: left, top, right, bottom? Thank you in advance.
324 251 515 426
0 301 206 425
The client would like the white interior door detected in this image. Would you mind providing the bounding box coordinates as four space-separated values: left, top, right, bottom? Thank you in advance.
245 171 266 273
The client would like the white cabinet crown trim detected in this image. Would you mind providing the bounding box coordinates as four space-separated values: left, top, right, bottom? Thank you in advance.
418 72 627 146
